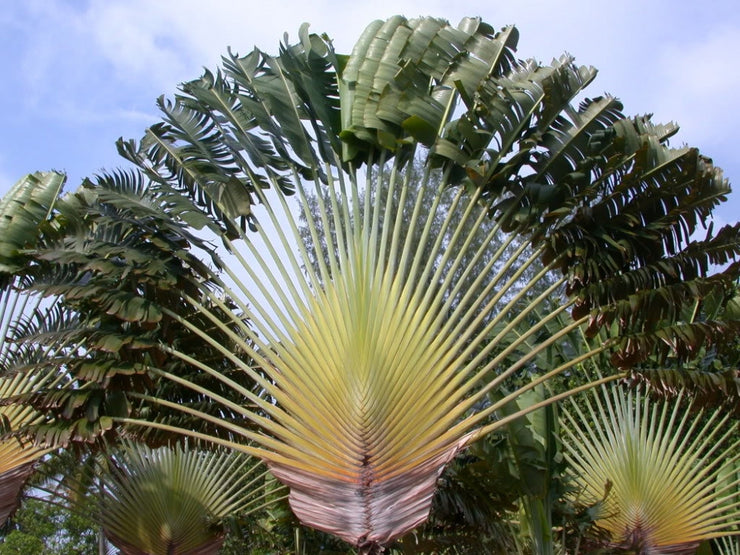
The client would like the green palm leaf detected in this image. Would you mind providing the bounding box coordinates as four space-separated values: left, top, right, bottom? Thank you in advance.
715 535 740 555
0 171 70 518
4 169 263 447
0 371 55 523
0 277 61 522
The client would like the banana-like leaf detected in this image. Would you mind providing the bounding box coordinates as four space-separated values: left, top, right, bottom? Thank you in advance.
496 385 562 554
0 171 65 274
561 383 740 552
3 170 262 447
115 15 740 366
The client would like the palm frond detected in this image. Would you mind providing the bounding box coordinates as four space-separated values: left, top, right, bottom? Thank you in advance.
4 169 260 446
0 276 63 522
0 366 58 522
715 534 740 555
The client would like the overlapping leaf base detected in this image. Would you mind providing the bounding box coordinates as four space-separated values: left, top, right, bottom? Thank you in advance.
0 459 35 523
269 445 464 546
257 204 480 545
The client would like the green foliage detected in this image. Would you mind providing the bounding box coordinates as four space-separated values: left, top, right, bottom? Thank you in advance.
96 442 279 555
0 498 99 555
622 285 740 410
0 172 65 275
1 171 262 448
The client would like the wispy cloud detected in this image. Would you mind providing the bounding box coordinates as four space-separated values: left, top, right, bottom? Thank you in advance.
1 0 738 209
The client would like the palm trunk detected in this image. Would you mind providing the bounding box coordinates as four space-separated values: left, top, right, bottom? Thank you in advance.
358 542 385 555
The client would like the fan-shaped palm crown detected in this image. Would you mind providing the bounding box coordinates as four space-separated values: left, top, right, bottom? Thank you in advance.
562 383 740 553
99 443 279 555
3 16 738 552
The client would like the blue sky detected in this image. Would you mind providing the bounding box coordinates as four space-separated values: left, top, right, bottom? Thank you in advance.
1 0 738 225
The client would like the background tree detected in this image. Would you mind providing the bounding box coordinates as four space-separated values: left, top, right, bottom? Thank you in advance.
298 159 563 315
0 498 99 555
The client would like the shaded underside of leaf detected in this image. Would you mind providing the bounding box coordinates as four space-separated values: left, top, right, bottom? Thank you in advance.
0 459 35 523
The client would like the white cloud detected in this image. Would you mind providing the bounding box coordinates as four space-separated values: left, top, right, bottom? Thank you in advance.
13 0 714 119
80 0 453 81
